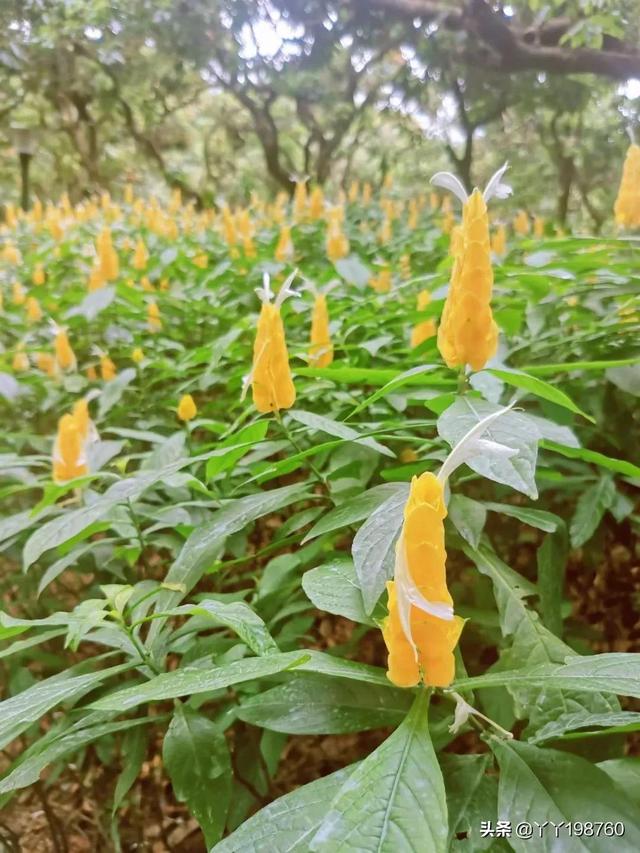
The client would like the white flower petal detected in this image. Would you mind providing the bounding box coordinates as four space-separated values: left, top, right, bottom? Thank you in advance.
430 172 468 206
473 438 518 459
483 162 512 202
274 268 300 308
437 402 515 483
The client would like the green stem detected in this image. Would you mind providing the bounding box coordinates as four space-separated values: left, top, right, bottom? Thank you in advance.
273 410 327 488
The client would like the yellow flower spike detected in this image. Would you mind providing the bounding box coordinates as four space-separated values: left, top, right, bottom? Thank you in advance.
32 198 43 222
533 216 545 238
141 276 154 292
54 329 77 371
52 414 88 484
407 199 419 230
193 253 208 269
248 272 297 414
71 398 98 444
379 217 392 244
36 352 57 376
4 242 21 264
132 347 144 364
100 355 117 382
309 186 325 220
326 219 349 263
491 223 507 257
513 209 530 235
222 205 237 246
177 393 197 422
348 180 360 203
86 365 98 381
243 236 256 258
26 296 42 323
362 182 372 205
430 192 440 210
97 227 119 281
31 264 45 285
369 267 392 294
147 301 162 333
89 264 105 291
124 183 134 205
399 254 411 280
12 282 26 305
309 292 334 368
5 204 17 228
12 346 29 372
614 143 640 228
431 164 511 372
381 473 463 688
399 448 418 464
410 290 436 348
133 237 148 270
275 225 293 263
293 180 308 222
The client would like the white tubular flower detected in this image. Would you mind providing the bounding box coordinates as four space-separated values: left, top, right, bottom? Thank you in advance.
430 162 512 206
437 403 518 484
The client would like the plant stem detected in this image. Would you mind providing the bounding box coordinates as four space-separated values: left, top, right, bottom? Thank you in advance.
273 410 327 488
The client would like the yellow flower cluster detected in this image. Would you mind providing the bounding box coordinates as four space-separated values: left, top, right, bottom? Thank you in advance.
52 399 94 484
437 189 498 372
309 293 333 368
614 144 640 228
382 473 464 688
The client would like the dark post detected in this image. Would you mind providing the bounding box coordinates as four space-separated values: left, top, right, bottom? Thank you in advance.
19 151 31 211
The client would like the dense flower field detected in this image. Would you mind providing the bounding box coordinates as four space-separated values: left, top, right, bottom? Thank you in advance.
1 163 640 850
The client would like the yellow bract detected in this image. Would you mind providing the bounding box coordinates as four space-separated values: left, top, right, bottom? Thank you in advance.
309 293 333 368
133 237 148 270
437 189 498 372
410 290 436 348
26 296 42 323
100 355 117 382
275 225 293 263
55 329 77 371
381 473 463 688
32 264 45 286
147 301 161 332
614 144 640 228
251 302 296 414
177 393 197 422
53 413 87 484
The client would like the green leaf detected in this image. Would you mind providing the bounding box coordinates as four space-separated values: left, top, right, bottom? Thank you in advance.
163 703 231 848
570 476 616 547
0 716 149 796
453 653 640 699
542 440 640 479
537 526 568 637
346 364 441 418
0 663 130 750
23 456 207 569
237 674 412 734
482 502 561 532
205 421 269 480
287 409 394 457
212 765 356 853
97 368 137 418
598 758 640 803
147 483 310 649
334 255 371 287
302 483 407 543
448 495 487 549
302 558 376 625
531 710 640 744
188 599 279 656
491 739 640 852
310 691 448 852
352 486 408 614
111 725 149 817
91 650 391 712
486 368 593 421
441 754 497 851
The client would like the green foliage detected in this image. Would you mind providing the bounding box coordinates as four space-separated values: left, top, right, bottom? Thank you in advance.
0 173 639 851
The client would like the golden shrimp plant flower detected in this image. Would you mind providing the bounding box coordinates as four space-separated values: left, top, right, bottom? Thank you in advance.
178 393 197 422
614 143 640 228
410 290 436 348
309 285 334 368
382 405 517 688
431 164 511 373
247 272 298 414
54 327 77 371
